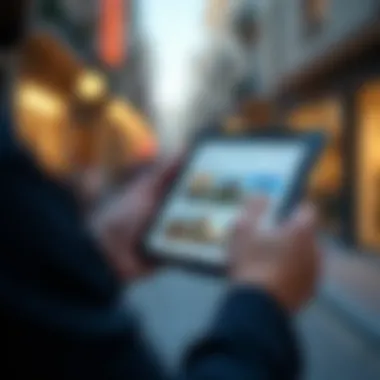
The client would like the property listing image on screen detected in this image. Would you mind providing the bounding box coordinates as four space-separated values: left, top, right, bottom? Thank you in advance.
147 141 307 266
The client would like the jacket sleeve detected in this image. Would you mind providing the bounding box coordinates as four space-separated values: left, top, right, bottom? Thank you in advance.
180 287 300 380
0 117 299 380
0 118 166 379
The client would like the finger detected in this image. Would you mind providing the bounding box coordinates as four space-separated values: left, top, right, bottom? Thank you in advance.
283 203 318 238
153 153 184 192
108 247 153 281
229 211 249 242
124 154 177 202
246 196 269 230
285 203 321 275
295 203 318 231
141 153 183 197
125 193 155 240
229 197 268 248
133 154 183 221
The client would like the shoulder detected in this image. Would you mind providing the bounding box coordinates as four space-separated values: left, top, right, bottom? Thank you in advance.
0 108 15 158
0 103 27 165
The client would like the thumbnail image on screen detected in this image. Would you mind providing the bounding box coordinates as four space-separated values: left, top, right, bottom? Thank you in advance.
165 215 227 246
186 172 283 204
186 174 243 204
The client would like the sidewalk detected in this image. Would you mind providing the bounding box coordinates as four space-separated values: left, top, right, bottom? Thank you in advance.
129 263 380 378
128 242 380 378
320 236 380 344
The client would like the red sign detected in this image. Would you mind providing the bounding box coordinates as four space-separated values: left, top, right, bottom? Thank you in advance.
98 0 128 68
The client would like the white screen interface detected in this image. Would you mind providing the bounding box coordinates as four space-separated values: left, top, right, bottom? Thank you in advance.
147 141 307 266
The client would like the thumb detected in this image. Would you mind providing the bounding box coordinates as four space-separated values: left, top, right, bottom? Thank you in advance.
150 153 184 195
285 203 318 238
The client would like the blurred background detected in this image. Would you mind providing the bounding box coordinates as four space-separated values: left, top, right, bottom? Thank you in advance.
15 1 380 378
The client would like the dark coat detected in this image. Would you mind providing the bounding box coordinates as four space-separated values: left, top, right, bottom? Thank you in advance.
0 108 299 379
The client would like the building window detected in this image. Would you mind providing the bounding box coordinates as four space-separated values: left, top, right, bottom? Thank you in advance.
206 0 229 31
302 0 329 37
287 98 343 234
356 81 380 250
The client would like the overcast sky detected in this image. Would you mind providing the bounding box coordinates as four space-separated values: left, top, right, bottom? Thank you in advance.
140 0 206 110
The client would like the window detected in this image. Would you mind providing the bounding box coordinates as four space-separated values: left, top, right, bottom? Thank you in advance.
206 0 229 31
232 5 259 45
302 0 329 37
357 81 380 250
287 98 343 233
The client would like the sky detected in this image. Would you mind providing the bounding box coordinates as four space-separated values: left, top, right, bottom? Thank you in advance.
136 0 269 150
140 0 207 111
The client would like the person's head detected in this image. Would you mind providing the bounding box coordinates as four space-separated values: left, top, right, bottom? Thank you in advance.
0 1 32 53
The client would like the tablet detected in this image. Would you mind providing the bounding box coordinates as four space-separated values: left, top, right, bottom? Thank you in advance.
143 130 325 273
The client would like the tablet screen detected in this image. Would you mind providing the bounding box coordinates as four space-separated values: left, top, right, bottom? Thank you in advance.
147 140 308 266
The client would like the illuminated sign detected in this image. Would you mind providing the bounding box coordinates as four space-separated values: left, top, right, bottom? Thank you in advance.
98 0 127 68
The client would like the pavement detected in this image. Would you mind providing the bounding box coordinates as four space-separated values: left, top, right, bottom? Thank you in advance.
127 240 380 379
298 302 380 380
320 237 380 342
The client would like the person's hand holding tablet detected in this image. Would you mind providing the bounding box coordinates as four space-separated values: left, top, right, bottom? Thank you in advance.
94 159 321 313
229 198 320 312
93 139 321 312
144 130 325 273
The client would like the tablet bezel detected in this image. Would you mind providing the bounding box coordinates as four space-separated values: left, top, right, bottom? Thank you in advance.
141 128 325 275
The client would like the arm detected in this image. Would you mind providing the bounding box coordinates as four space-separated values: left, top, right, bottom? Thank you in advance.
182 287 299 380
0 118 300 380
0 163 299 380
0 148 167 379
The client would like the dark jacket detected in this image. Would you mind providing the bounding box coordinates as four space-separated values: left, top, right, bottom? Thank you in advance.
0 108 299 379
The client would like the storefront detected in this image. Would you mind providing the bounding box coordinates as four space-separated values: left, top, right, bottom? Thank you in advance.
16 33 83 176
286 98 343 233
356 81 380 251
15 81 71 176
16 33 156 181
278 41 380 251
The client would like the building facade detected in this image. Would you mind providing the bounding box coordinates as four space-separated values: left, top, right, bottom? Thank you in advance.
37 0 152 115
17 0 156 180
257 0 380 251
182 0 261 139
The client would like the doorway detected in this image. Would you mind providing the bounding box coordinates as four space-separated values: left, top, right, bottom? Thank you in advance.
356 81 380 250
287 98 343 233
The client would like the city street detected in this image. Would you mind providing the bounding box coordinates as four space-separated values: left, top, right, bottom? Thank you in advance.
128 242 380 379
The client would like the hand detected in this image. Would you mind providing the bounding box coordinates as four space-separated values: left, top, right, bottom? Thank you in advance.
229 199 321 312
93 157 180 281
76 168 105 209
